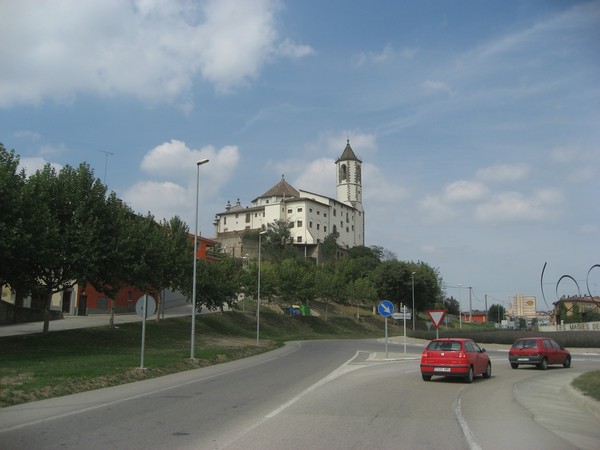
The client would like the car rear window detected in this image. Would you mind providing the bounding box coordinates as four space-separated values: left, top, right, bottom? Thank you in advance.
426 341 462 351
512 339 538 349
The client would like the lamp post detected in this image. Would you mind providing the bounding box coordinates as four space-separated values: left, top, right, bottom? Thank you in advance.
257 231 267 346
190 158 209 360
458 283 462 329
411 271 416 331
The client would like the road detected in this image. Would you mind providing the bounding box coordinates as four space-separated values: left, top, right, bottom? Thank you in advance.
1 339 600 449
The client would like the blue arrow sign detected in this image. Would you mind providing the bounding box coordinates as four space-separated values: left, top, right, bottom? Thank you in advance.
378 300 394 317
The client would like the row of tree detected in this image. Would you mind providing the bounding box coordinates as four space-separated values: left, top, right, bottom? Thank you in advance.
1 144 193 332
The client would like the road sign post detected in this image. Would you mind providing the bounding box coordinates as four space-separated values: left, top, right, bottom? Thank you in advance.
136 294 156 369
378 300 394 358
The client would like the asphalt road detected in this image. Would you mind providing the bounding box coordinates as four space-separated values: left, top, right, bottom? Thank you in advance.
1 339 600 449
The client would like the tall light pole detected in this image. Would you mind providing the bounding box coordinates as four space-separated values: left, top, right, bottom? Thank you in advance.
257 231 267 346
411 271 416 331
458 283 462 329
190 158 209 360
469 286 472 323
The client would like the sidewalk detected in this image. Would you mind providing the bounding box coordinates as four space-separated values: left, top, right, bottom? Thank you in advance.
0 303 194 337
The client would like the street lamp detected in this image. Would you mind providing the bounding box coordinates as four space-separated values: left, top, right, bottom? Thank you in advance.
257 230 267 346
411 271 416 331
190 158 209 360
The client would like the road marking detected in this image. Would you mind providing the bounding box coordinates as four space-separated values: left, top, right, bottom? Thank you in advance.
217 351 370 449
454 386 482 450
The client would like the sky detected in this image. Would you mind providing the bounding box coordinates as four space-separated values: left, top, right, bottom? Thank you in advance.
1 0 599 313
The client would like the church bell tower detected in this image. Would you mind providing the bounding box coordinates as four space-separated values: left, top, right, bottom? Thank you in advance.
336 140 363 212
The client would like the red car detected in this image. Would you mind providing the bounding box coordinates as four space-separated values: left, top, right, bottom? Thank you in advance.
420 338 491 383
508 337 571 370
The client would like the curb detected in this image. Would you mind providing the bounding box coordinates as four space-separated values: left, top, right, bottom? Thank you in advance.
563 382 600 421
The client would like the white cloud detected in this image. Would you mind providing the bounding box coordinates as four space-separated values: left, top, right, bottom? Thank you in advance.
354 43 416 66
123 181 188 221
476 163 530 182
419 194 457 223
363 163 408 204
444 180 488 202
18 157 62 176
277 38 315 59
475 189 564 223
0 0 307 106
124 139 240 225
422 79 454 96
141 140 239 183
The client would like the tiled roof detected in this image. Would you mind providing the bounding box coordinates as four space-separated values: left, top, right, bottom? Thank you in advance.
260 176 300 198
336 139 362 163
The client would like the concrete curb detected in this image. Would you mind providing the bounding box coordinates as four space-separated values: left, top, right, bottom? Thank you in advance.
563 382 600 421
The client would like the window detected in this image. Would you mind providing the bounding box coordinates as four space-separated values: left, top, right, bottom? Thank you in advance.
297 220 302 227
339 163 347 181
317 210 320 215
324 226 327 232
310 208 313 212
235 213 239 218
333 209 337 216
297 207 302 212
324 213 327 217
297 236 303 242
287 209 292 214
309 221 313 228
245 213 250 223
224 217 227 225
316 224 320 230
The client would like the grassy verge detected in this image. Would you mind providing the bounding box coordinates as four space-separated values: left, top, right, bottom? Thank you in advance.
572 371 600 401
0 309 384 407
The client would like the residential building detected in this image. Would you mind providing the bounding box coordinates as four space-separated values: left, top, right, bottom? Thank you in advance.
213 140 365 262
512 294 537 319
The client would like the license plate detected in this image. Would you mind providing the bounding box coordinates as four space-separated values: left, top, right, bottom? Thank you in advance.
434 367 450 372
518 358 529 361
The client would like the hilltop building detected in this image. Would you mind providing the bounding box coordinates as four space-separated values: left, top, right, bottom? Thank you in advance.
213 140 365 262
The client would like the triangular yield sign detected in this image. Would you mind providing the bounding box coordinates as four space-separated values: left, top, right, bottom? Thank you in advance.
427 310 446 329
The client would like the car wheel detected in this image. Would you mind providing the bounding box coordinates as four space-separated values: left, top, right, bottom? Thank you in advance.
483 362 492 378
538 358 548 370
563 356 571 368
510 363 518 369
465 366 474 383
422 374 432 381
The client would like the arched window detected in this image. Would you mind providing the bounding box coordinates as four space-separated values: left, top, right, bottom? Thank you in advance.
339 164 347 181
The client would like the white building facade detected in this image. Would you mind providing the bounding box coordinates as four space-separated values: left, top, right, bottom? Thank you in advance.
213 141 365 258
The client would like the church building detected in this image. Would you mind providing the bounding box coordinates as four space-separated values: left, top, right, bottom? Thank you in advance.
213 140 365 261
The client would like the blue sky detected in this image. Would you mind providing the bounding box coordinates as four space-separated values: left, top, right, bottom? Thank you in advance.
1 0 599 312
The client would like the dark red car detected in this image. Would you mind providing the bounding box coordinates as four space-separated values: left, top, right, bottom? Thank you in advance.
420 338 491 383
508 337 571 370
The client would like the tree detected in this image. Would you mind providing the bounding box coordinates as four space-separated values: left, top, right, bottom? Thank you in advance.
194 256 242 311
262 219 296 261
372 260 442 316
23 162 112 332
347 277 377 316
0 144 29 303
488 304 505 323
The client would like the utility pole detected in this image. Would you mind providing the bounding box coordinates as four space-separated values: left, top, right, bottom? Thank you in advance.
469 286 472 322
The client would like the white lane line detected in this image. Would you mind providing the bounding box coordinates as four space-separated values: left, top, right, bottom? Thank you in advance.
217 351 368 449
455 387 482 450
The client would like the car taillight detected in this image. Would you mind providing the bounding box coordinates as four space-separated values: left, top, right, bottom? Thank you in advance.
422 351 429 358
458 352 466 359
